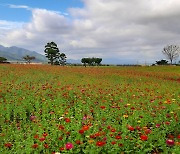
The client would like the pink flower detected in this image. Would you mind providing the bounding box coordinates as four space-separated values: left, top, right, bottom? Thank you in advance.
166 139 175 146
65 142 73 150
83 116 87 120
30 116 36 121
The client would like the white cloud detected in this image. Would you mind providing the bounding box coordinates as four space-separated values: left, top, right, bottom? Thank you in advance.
0 20 24 29
1 0 180 63
7 4 32 10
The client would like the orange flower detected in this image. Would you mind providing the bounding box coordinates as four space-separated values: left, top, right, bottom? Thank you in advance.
82 125 89 131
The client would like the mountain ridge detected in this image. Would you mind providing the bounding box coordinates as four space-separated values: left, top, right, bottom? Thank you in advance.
0 45 47 62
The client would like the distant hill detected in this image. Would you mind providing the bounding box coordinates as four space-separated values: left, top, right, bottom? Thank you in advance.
0 45 47 62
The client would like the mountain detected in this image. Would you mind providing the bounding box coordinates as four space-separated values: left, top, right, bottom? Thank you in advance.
0 45 47 62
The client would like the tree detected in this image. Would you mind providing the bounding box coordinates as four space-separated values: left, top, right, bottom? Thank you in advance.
81 58 87 67
59 53 67 66
0 57 7 63
162 45 180 64
94 58 102 66
23 55 35 64
44 42 60 65
81 57 102 66
156 59 168 65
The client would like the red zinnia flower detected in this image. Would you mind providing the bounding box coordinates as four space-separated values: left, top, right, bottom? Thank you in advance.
34 134 39 139
107 125 111 129
168 134 174 139
140 135 148 141
65 118 71 123
44 144 49 149
58 136 63 140
177 134 180 139
111 141 116 145
79 129 84 134
39 137 45 142
128 125 134 131
118 143 123 147
66 131 71 135
165 121 170 125
115 135 122 139
136 126 141 130
100 106 106 109
58 125 65 130
4 143 12 148
90 134 96 138
111 128 116 132
32 143 38 148
76 140 82 145
43 132 48 137
145 129 151 134
99 128 103 131
156 124 161 128
59 147 65 151
103 137 107 141
96 141 106 147
95 132 101 137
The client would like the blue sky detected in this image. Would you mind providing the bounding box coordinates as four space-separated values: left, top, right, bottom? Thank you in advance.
0 0 83 22
0 0 180 64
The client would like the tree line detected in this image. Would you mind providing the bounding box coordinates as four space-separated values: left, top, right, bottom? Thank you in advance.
44 42 103 66
0 43 180 65
43 43 180 66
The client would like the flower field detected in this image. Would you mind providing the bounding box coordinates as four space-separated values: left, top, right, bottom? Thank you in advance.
0 64 180 153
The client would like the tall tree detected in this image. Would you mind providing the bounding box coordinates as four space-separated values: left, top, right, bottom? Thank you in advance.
44 42 60 65
23 55 35 64
162 45 180 64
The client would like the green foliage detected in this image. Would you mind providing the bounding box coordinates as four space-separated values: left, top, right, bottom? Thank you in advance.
0 56 7 63
44 42 60 65
57 53 67 66
23 55 36 64
156 59 168 65
44 42 67 65
0 65 179 153
81 57 102 66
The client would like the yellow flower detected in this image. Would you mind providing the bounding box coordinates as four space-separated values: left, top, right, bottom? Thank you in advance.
123 114 128 118
88 140 94 144
137 120 141 123
127 104 131 106
42 98 46 101
164 101 167 104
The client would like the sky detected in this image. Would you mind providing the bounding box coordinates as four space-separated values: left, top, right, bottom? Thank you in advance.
0 0 180 64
